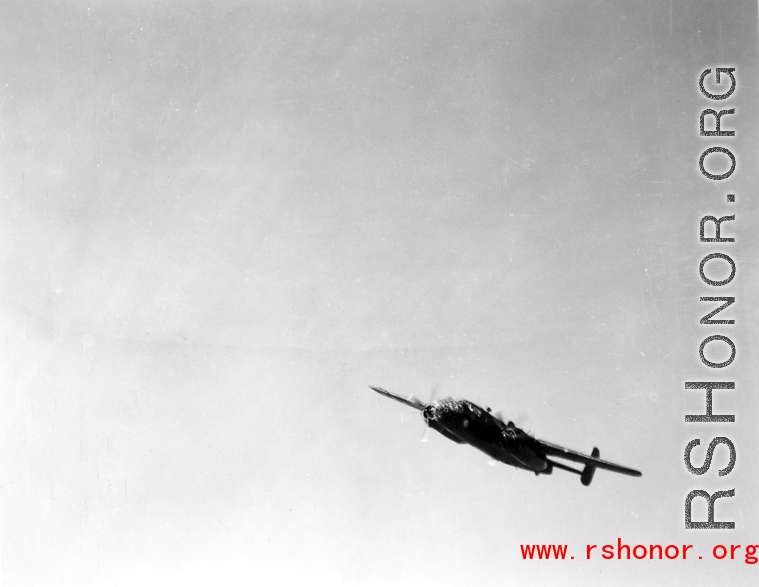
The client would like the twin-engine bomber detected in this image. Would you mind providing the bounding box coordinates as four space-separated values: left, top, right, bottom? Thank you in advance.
370 385 641 486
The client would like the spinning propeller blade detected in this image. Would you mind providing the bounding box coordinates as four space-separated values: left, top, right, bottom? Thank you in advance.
429 382 440 403
420 426 431 442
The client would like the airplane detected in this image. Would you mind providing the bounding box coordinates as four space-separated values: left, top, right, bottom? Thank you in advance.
369 385 641 486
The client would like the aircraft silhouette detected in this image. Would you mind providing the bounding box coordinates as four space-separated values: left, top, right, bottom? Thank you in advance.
370 385 641 486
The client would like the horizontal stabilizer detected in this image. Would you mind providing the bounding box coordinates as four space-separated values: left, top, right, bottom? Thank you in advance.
538 440 641 478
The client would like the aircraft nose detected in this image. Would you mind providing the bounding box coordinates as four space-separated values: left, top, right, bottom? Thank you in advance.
422 404 436 422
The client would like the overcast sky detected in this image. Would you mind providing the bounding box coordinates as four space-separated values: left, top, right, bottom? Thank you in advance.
1 1 758 585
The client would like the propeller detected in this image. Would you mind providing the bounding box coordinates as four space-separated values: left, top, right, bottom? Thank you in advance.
514 410 530 427
491 408 529 430
420 426 431 443
428 382 440 403
420 382 440 441
490 410 510 431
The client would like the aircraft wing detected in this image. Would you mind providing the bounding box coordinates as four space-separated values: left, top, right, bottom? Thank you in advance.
369 385 424 411
536 440 642 477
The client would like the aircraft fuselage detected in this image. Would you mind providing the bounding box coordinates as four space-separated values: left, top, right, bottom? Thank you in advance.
426 398 548 473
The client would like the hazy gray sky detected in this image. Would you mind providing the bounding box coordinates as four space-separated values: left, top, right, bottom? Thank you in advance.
1 1 758 585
